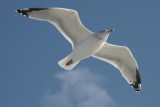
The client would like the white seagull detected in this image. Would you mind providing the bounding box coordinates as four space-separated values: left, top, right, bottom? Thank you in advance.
16 8 141 92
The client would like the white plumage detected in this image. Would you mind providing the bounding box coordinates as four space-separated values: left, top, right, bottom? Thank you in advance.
16 8 141 92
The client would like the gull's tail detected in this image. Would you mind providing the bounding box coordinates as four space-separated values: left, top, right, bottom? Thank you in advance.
58 54 79 70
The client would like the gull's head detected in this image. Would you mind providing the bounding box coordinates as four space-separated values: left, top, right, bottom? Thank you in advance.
96 28 114 41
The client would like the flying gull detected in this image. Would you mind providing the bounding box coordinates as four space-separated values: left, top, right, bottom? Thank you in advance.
16 8 141 92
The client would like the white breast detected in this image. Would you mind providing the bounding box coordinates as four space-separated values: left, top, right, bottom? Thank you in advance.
71 35 105 62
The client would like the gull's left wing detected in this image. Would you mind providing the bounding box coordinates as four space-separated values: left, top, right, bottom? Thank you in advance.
16 8 93 48
93 43 141 92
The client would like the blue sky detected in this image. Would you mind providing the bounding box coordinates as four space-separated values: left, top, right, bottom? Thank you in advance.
1 0 160 107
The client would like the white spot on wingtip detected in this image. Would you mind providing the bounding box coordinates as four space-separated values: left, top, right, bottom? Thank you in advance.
135 90 139 93
139 84 141 88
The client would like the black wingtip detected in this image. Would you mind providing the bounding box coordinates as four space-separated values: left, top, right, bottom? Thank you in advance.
136 69 141 84
130 69 142 92
16 9 21 13
16 9 29 17
16 8 49 17
131 82 141 92
28 8 48 11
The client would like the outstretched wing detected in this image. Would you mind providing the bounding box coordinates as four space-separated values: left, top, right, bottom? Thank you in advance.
16 8 93 48
93 43 141 92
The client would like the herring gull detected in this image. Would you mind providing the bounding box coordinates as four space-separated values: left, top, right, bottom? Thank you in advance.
16 8 141 92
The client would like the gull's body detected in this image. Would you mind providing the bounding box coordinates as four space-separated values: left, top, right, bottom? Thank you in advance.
59 32 111 70
16 8 141 92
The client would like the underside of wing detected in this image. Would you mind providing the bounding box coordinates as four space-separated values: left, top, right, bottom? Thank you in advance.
93 43 141 92
16 8 93 48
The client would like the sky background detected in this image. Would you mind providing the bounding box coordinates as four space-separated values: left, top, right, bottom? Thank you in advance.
1 0 160 107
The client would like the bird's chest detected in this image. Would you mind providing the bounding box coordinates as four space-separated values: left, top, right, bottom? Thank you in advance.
72 36 105 61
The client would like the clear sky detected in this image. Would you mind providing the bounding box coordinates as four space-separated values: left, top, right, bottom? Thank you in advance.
1 0 160 107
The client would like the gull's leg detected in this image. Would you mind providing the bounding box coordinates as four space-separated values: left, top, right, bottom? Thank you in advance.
66 59 73 66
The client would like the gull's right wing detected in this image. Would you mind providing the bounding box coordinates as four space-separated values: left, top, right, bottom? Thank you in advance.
93 43 141 92
16 8 93 48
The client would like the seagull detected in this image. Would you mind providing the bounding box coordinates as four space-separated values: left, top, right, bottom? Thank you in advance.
16 8 141 92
